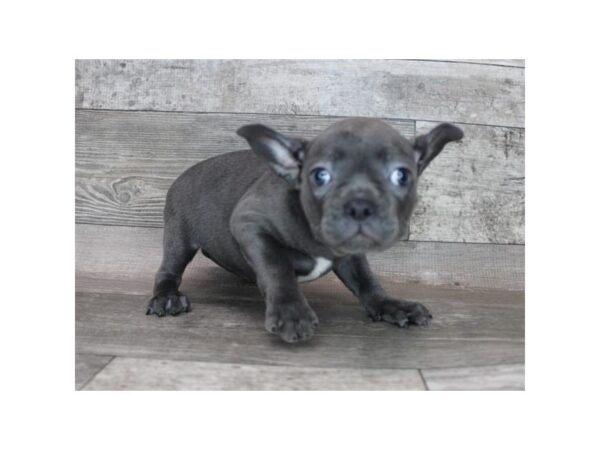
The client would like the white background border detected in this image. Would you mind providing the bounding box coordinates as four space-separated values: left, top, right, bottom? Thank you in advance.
2 0 599 448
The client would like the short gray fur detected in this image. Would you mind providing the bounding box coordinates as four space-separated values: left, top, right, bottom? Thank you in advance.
144 118 463 343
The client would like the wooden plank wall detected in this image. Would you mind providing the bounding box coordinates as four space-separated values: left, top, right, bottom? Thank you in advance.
75 60 525 245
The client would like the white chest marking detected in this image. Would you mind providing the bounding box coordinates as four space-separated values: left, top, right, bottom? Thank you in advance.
297 257 332 283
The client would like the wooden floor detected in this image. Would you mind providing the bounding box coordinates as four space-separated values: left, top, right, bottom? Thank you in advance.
76 224 524 390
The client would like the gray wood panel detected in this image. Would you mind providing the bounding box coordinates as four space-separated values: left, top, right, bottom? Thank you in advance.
451 59 525 67
76 289 524 370
84 358 425 390
75 59 524 128
368 240 524 290
75 353 114 390
411 122 524 243
76 110 524 244
76 224 524 292
421 364 525 390
75 110 412 228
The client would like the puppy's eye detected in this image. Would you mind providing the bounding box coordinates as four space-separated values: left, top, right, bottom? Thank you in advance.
311 168 332 186
390 167 410 187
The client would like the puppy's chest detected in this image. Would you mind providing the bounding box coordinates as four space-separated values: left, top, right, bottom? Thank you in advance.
293 255 333 283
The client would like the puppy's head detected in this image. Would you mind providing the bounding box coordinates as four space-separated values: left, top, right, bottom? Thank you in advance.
237 118 463 255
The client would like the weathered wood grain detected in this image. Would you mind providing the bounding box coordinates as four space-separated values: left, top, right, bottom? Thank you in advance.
75 110 413 228
76 110 524 244
76 288 524 370
411 121 524 243
75 59 524 128
450 59 525 67
83 358 426 390
75 353 114 390
421 364 525 390
368 240 524 290
76 223 524 293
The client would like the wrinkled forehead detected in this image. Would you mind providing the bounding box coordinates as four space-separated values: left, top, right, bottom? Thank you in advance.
307 118 414 164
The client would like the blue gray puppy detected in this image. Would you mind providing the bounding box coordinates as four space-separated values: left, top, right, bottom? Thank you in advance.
146 118 463 343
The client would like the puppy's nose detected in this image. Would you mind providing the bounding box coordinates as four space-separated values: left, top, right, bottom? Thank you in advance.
344 199 376 221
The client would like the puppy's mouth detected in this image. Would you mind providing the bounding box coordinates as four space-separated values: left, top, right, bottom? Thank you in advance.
317 207 402 255
331 224 388 254
344 226 380 244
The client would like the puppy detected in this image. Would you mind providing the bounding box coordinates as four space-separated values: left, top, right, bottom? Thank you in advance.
146 118 463 343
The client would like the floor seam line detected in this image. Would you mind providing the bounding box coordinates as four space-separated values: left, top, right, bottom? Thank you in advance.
78 355 117 391
418 369 430 390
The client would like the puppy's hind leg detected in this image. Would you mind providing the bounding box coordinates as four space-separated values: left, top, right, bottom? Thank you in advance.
146 220 197 317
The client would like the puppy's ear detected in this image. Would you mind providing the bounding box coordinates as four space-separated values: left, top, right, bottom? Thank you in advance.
237 124 308 185
413 123 463 175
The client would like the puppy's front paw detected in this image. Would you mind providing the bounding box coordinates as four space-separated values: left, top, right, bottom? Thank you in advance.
265 301 319 343
367 299 432 327
146 292 191 317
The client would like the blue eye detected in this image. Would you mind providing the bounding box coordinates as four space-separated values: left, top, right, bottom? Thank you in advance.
390 167 410 186
311 168 332 186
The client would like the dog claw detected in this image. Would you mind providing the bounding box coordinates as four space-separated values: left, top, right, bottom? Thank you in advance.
368 299 432 328
382 314 408 327
146 292 190 318
265 302 319 343
397 318 409 328
411 317 428 326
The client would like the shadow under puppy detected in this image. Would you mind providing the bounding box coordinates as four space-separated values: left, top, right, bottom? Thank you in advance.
147 118 463 343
